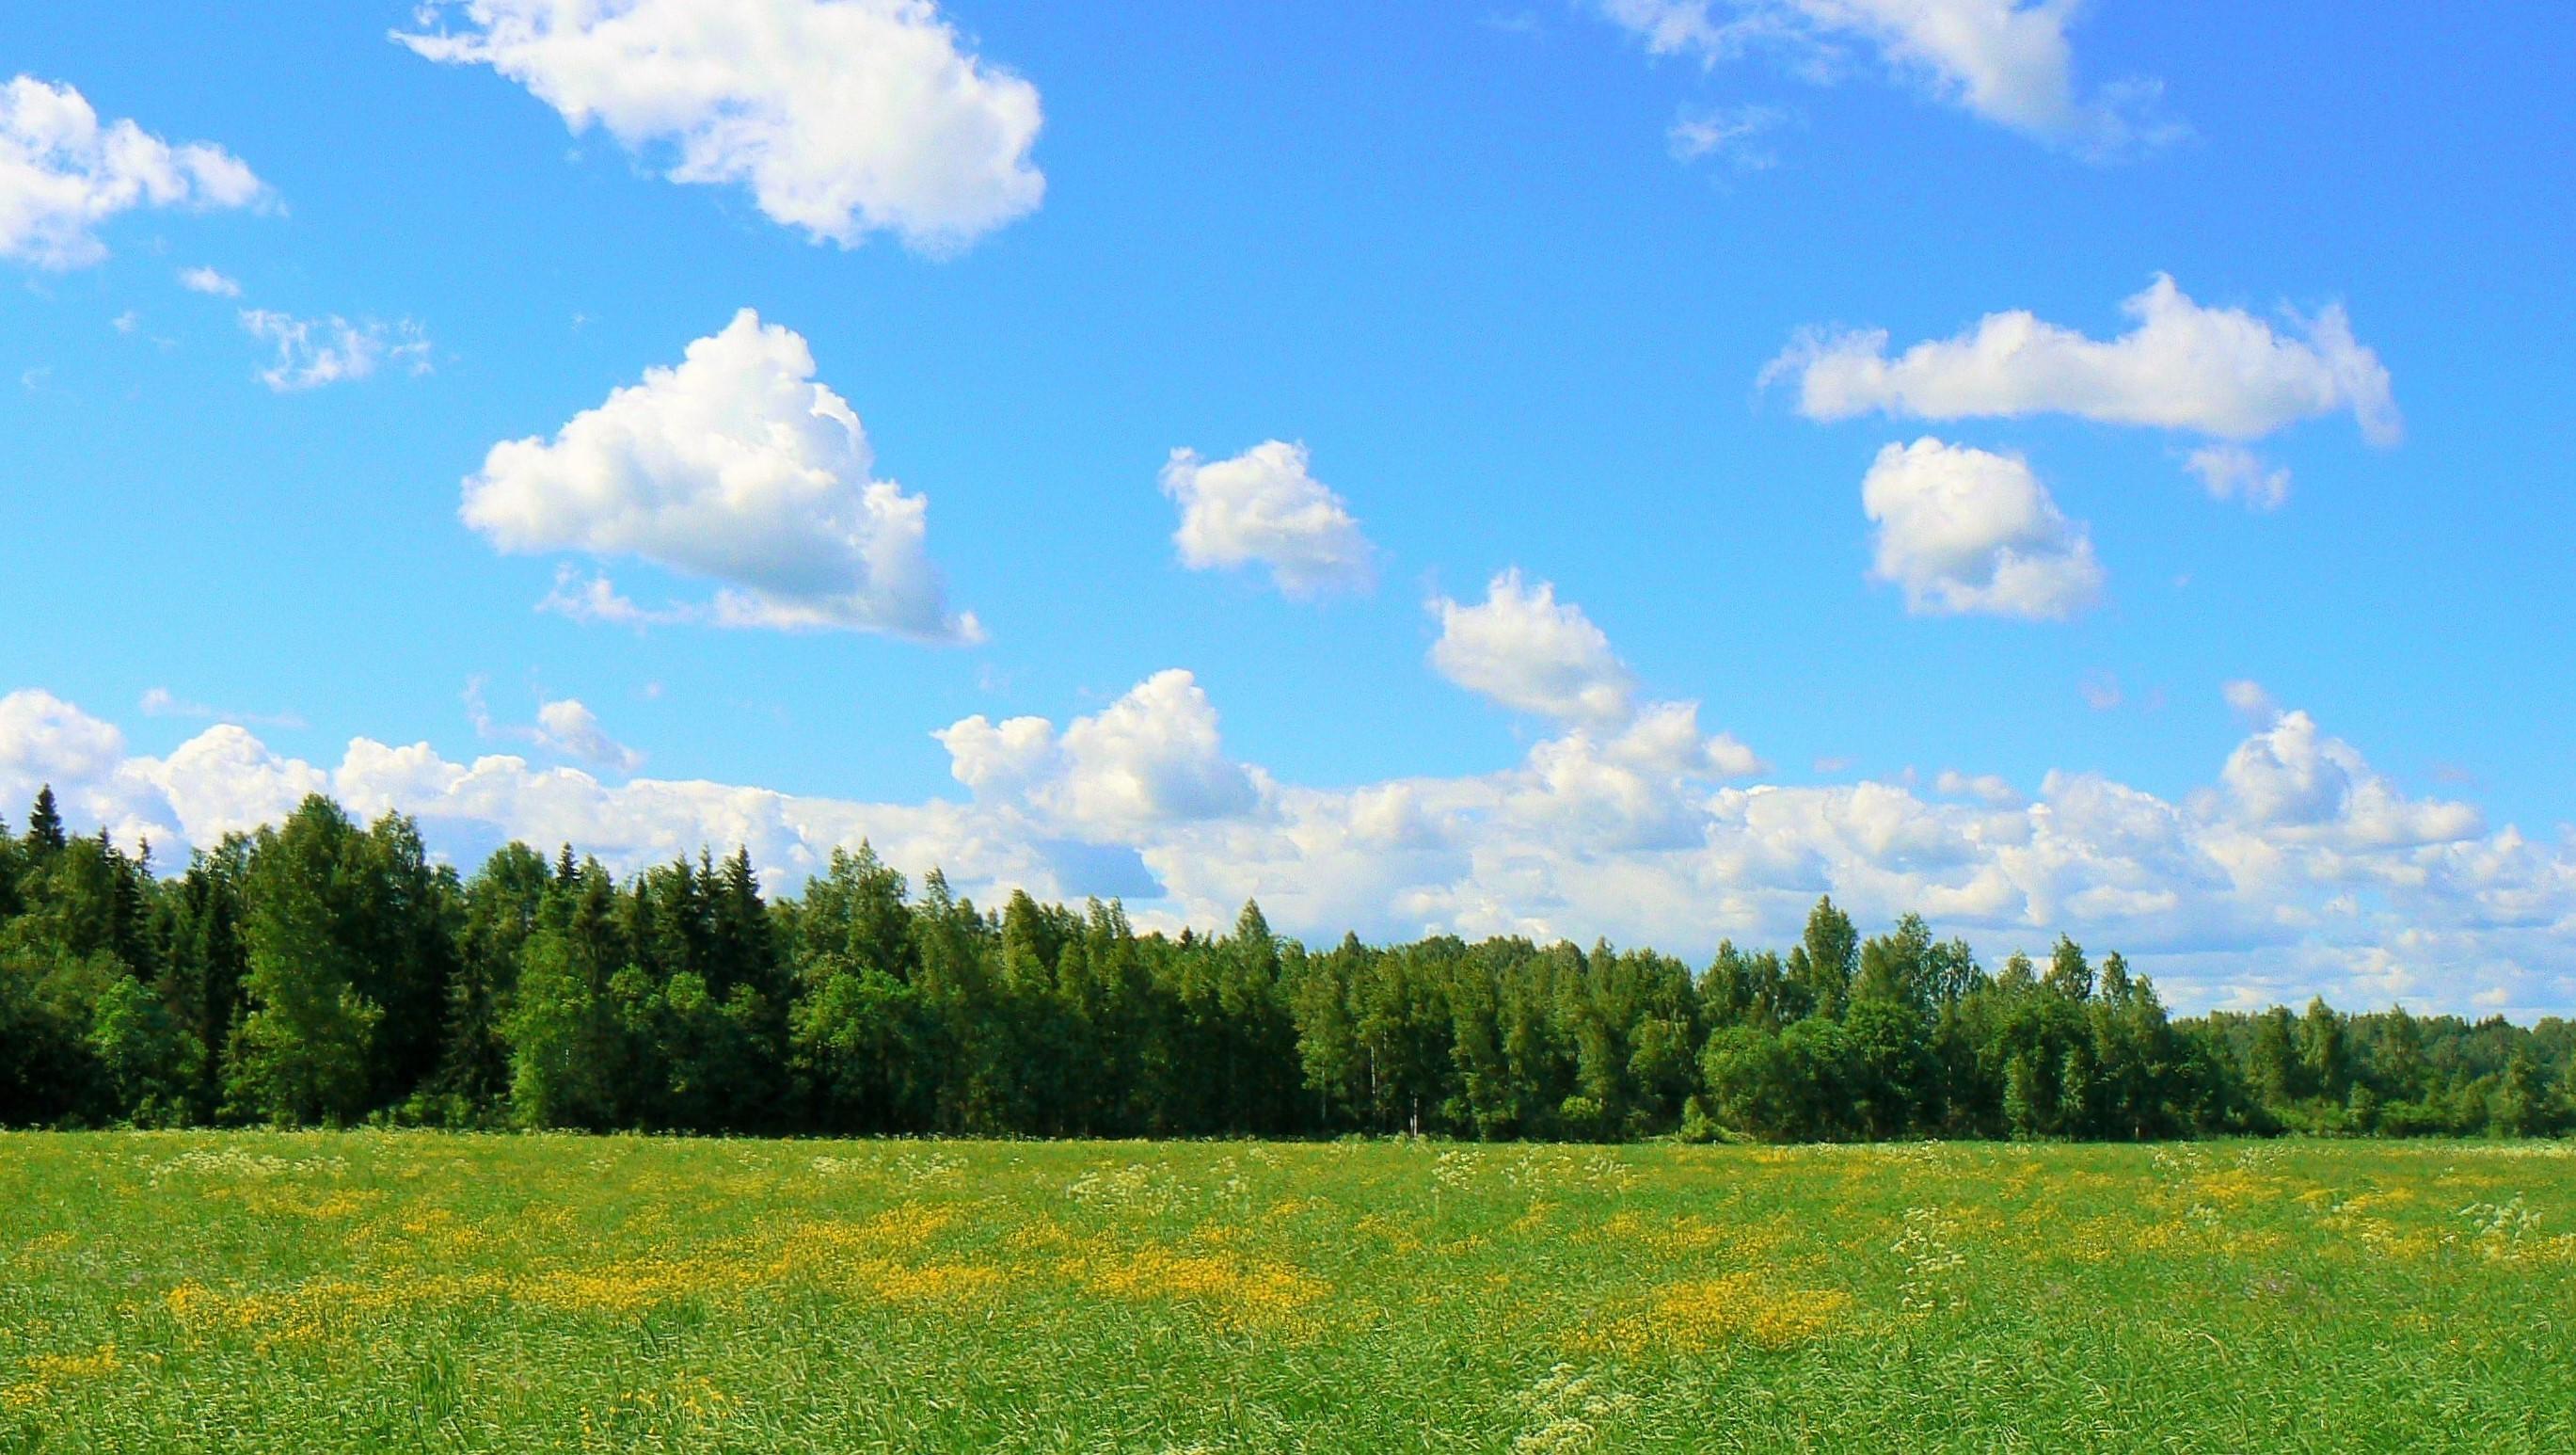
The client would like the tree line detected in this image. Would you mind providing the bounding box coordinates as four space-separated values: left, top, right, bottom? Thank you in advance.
2 788 2568 1141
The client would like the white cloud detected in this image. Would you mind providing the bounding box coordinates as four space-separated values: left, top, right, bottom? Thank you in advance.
535 698 644 774
467 680 645 775
460 309 980 643
534 568 677 629
0 76 265 268
1429 570 1637 725
8 680 2573 1015
1767 275 2401 445
939 670 1264 839
1160 441 1375 599
140 687 306 731
1423 573 1759 788
0 690 191 850
2080 671 2123 712
240 310 433 392
1935 768 2022 807
1599 0 1753 56
1598 0 2173 155
0 689 127 797
140 726 332 843
397 0 1043 253
2223 678 2279 727
2186 443 2292 511
1861 437 2103 619
1667 104 1786 168
178 264 241 296
2217 710 2484 851
1611 699 1765 778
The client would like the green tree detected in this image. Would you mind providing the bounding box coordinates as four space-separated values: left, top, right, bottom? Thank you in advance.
1844 997 1932 1138
438 842 551 1118
1702 1025 1799 1141
1789 896 1858 1020
2494 1053 2546 1137
159 843 249 1122
1290 933 1366 1127
2043 935 2093 1002
1854 913 1934 1010
790 954 930 1132
2298 997 2348 1104
226 798 383 1125
2249 1005 2303 1109
23 786 66 855
87 973 190 1123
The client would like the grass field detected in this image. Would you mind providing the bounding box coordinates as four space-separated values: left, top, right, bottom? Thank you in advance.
2 1133 2571 1452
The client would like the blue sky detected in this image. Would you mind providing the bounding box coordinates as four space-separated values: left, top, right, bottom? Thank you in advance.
3 1 2570 1015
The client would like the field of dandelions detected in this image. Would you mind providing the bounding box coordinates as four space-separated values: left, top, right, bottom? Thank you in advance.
3 1133 2571 1452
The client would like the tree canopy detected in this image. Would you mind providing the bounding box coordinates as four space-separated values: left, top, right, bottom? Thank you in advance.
2 790 2568 1141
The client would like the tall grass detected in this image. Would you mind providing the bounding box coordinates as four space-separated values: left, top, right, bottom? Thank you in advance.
2 1132 2569 1450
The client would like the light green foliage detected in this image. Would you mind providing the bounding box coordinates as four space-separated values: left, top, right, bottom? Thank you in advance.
1 1133 2570 1451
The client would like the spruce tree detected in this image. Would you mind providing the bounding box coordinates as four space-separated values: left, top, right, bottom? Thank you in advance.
24 786 66 855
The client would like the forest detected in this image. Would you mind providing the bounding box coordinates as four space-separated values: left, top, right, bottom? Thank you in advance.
2 787 2568 1142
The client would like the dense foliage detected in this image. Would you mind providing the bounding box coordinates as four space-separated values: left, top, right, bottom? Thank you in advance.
3 789 2568 1140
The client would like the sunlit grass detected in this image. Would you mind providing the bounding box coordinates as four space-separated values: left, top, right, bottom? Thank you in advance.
3 1133 2570 1450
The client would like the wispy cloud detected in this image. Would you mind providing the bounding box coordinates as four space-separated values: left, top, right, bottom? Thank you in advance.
239 309 432 392
1668 104 1787 169
140 686 306 730
179 264 242 297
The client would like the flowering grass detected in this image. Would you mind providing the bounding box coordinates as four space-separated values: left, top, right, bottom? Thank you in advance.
2 1133 2570 1451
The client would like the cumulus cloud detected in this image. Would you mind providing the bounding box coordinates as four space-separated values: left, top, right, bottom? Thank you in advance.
535 699 644 774
1610 699 1765 778
1598 0 2174 155
1160 441 1375 599
1935 769 2022 807
2218 710 2484 850
1423 574 1759 792
467 680 646 775
1429 570 1637 725
397 0 1043 253
141 726 332 843
939 669 1265 839
240 310 433 392
178 264 240 296
1767 275 2401 445
0 76 265 268
1861 437 2104 619
459 309 980 643
0 689 128 802
6 680 2571 1015
2186 443 2292 511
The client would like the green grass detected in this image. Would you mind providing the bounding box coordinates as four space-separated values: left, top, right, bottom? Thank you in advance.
2 1132 2570 1451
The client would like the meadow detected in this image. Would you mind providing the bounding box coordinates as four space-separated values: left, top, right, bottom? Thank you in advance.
2 1133 2571 1452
